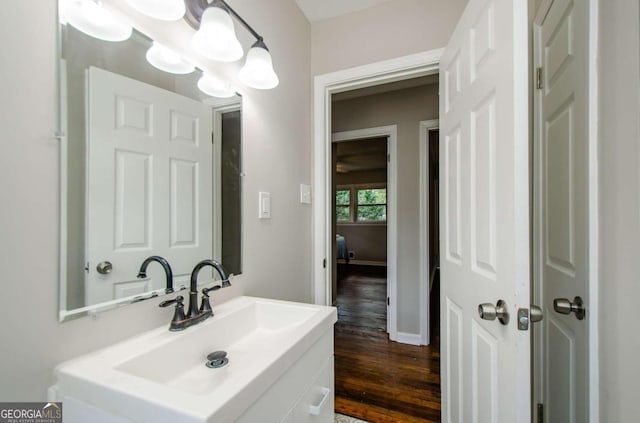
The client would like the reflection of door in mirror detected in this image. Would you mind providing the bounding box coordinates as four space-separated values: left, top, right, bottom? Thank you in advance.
221 110 242 276
85 67 213 305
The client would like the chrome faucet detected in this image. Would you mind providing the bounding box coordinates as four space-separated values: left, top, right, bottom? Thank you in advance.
159 259 230 331
137 256 174 294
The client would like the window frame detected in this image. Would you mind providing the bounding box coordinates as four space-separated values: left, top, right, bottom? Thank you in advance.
335 183 387 225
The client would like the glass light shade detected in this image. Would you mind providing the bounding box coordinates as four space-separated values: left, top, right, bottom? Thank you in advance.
192 6 243 62
125 0 185 21
64 0 132 42
239 44 279 90
197 74 236 98
145 42 195 74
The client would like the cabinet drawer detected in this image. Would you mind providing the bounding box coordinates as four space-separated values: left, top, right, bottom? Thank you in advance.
293 355 334 423
236 331 333 423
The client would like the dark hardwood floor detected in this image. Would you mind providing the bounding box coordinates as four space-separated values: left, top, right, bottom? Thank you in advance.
334 265 441 423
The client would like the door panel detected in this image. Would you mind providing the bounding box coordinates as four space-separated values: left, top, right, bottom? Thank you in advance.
533 0 589 421
86 67 212 305
439 0 530 421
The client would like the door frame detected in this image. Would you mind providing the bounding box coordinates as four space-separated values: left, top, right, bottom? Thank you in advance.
532 0 600 421
209 96 243 265
332 125 398 340
313 49 442 309
419 119 439 345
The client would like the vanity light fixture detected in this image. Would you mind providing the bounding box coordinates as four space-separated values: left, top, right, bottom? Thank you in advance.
197 73 236 98
62 0 133 42
145 42 195 74
185 0 280 89
125 0 186 21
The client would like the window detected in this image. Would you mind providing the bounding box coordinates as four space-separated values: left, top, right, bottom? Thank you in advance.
335 186 387 223
336 189 351 222
357 188 387 222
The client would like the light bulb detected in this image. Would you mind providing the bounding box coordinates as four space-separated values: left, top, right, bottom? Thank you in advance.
145 42 195 74
65 0 132 42
239 40 279 90
192 6 243 62
125 0 185 21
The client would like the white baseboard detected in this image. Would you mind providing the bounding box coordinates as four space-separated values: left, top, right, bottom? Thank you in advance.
395 332 424 346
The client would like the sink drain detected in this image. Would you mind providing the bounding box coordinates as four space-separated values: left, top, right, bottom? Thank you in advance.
205 351 228 369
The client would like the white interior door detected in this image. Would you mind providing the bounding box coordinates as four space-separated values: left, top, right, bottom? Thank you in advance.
86 67 212 305
533 0 589 421
439 0 530 421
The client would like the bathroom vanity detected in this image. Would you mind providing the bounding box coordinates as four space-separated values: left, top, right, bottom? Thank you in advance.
50 297 337 422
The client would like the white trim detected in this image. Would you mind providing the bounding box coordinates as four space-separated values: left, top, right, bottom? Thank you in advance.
419 119 439 346
203 94 243 108
313 49 442 317
332 125 398 339
211 100 242 264
587 0 600 420
58 59 69 317
395 332 423 346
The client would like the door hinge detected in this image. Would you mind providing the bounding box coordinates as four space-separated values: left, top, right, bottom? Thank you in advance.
323 258 326 268
387 154 390 163
387 297 390 306
536 67 543 90
537 403 544 423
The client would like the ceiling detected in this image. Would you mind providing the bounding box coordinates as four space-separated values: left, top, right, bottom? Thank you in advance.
295 0 394 22
336 137 387 173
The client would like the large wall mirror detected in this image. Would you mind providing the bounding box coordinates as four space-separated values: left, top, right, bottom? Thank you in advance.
58 6 243 321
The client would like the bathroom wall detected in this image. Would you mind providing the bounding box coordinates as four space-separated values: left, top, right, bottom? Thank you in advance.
0 0 311 401
310 0 467 76
598 0 640 420
332 83 438 335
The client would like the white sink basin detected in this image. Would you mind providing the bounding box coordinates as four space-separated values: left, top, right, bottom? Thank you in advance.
53 296 337 422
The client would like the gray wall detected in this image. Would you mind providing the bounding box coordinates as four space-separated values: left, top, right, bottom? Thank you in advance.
332 84 439 334
598 0 640 420
311 0 467 75
0 0 311 401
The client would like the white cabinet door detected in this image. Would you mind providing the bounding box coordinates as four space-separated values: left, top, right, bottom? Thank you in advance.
533 0 590 421
439 0 531 421
86 67 212 305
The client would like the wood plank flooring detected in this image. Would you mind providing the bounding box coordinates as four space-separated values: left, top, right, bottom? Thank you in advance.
334 265 441 422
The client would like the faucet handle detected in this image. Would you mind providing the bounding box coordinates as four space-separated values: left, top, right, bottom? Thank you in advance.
159 295 184 308
200 286 220 315
202 285 221 297
159 296 187 331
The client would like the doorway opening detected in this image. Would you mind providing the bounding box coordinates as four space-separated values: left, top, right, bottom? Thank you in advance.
330 77 441 422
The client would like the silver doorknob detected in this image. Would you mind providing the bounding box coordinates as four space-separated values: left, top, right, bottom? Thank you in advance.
96 261 113 275
478 300 509 325
553 296 585 320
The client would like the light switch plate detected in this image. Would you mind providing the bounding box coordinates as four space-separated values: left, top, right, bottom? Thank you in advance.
300 184 311 204
259 192 271 219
